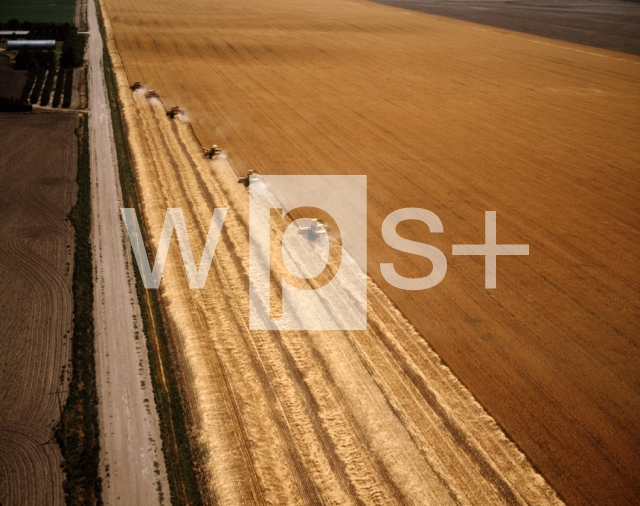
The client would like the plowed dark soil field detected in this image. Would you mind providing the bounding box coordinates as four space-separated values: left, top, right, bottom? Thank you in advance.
372 0 640 55
0 54 27 98
0 113 78 506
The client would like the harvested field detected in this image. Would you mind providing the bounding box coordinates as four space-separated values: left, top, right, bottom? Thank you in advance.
101 0 640 504
372 0 640 55
0 113 78 506
0 54 27 98
106 75 563 506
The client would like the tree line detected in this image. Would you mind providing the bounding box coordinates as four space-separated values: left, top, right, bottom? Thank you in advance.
1 27 87 111
13 27 86 70
57 113 103 506
0 20 76 41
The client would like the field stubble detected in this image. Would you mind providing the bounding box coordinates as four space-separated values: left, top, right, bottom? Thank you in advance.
102 0 640 504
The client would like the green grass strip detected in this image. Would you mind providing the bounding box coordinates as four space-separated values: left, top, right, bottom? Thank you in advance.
57 112 103 506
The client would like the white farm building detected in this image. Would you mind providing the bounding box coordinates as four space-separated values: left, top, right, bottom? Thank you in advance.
7 40 56 50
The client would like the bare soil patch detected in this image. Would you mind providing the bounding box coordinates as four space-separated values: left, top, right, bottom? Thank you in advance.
0 113 78 506
0 54 27 98
372 0 640 55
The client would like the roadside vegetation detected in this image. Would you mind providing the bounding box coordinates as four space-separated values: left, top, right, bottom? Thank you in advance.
96 4 204 505
57 112 103 505
60 26 87 67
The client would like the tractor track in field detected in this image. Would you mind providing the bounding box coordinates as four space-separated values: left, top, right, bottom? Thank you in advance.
144 98 394 505
136 100 423 505
159 105 456 504
164 113 389 504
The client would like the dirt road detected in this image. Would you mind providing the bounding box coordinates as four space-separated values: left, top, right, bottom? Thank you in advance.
101 0 639 503
86 0 169 503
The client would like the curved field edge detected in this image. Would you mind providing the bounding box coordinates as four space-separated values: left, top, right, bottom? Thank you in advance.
94 1 205 504
56 112 103 505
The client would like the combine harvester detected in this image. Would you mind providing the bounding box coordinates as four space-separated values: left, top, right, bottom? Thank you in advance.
166 106 184 119
204 145 222 158
237 171 329 238
298 218 329 239
238 169 261 188
134 85 184 121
